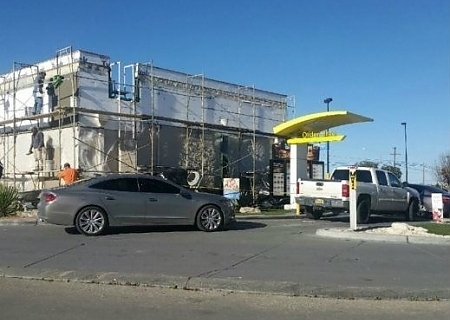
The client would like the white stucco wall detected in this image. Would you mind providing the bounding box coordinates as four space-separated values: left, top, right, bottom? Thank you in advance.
135 64 287 133
0 126 78 191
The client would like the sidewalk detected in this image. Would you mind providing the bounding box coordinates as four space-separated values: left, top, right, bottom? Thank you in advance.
0 210 39 226
316 224 450 246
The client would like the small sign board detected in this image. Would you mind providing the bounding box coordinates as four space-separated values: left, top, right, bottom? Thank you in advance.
223 178 240 200
431 193 443 222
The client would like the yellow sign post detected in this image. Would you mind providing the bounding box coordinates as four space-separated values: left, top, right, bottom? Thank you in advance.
349 167 358 230
349 172 357 190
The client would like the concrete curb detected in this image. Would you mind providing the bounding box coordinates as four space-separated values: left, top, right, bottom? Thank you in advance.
0 218 39 226
1 266 449 301
316 228 450 246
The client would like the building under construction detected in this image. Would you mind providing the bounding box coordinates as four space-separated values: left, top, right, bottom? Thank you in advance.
0 47 293 193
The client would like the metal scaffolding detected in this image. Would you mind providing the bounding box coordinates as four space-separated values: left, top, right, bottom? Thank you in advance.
0 50 295 196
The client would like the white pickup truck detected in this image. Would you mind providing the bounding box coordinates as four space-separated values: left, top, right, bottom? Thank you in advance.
295 166 420 223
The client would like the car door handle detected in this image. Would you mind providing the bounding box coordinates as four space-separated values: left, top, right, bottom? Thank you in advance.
105 196 115 200
148 198 158 202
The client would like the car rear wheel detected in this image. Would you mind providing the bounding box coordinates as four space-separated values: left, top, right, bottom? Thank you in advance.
406 199 419 222
75 206 108 236
196 205 223 232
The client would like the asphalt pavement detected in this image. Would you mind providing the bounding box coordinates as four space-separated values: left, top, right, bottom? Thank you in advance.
3 210 449 246
1 210 450 301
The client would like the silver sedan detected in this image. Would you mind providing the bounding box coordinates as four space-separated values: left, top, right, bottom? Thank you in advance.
37 174 236 236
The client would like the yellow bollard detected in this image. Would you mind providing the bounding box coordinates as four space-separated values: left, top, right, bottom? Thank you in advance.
296 203 300 215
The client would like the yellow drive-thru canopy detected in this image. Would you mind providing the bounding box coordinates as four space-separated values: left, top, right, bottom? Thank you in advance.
273 110 373 144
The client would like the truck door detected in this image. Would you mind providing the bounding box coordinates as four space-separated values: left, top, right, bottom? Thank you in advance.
387 172 408 211
374 170 392 211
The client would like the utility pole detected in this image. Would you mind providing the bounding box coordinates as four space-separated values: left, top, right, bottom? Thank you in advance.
390 147 401 168
401 122 408 182
422 162 425 184
323 98 333 176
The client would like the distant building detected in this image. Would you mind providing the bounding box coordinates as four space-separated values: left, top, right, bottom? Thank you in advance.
0 47 293 192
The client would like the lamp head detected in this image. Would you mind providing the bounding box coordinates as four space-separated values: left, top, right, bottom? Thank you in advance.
324 98 333 104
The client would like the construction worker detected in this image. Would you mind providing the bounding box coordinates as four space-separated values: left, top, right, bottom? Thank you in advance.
33 71 46 115
27 127 45 171
58 163 79 185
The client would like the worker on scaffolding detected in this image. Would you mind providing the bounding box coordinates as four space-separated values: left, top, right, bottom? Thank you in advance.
27 127 45 171
32 71 46 115
58 163 79 185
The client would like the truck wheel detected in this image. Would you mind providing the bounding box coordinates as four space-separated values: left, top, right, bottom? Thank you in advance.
357 200 371 224
305 206 323 220
406 199 419 222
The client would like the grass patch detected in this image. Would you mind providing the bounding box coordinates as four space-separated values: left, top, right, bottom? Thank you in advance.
258 208 295 215
416 223 450 236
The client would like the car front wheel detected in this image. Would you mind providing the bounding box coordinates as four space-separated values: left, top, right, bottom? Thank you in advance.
196 205 223 232
75 206 108 236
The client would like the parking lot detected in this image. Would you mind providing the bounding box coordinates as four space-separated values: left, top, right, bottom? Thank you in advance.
1 215 449 300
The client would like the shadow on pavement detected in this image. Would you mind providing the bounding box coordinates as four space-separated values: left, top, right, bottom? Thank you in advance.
64 221 266 236
227 221 266 231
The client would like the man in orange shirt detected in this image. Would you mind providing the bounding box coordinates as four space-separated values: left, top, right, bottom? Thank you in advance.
58 163 79 185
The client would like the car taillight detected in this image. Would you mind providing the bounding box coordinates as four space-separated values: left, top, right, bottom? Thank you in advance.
342 184 349 198
43 193 57 203
443 196 450 204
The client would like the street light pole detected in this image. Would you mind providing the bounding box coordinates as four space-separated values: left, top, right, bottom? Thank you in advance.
401 122 408 182
324 98 333 176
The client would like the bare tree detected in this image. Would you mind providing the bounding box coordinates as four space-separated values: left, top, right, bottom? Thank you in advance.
356 160 379 168
381 164 402 179
435 151 450 188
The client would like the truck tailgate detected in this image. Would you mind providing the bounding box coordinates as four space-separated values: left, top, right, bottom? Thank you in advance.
297 179 347 199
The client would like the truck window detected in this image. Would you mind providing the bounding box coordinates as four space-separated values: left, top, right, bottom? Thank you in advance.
331 169 349 181
331 169 373 182
387 172 402 187
356 170 373 183
376 170 388 186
